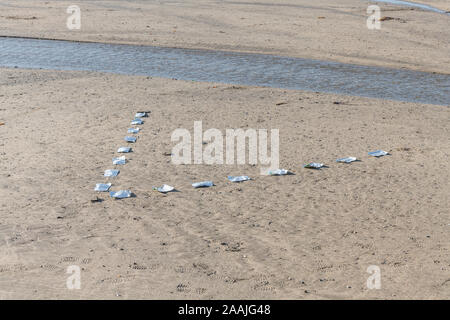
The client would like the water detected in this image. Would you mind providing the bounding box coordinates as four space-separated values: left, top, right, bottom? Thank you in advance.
368 0 449 15
0 37 449 105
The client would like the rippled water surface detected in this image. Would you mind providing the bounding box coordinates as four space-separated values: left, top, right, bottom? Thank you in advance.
0 37 449 105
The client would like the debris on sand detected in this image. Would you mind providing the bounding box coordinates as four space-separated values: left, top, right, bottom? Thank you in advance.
268 169 291 175
117 147 132 153
124 136 137 143
192 181 214 188
90 196 102 203
153 184 175 193
94 183 112 192
368 150 389 157
379 16 406 23
131 118 143 125
128 128 140 134
135 112 148 118
104 169 120 177
227 176 251 182
336 157 357 163
112 156 126 165
304 163 325 169
110 190 132 199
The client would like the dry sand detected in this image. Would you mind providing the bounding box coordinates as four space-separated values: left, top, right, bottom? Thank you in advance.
416 0 450 11
0 0 449 74
0 0 449 300
0 68 449 299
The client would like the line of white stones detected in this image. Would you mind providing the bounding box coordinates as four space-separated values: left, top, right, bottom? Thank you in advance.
94 111 147 199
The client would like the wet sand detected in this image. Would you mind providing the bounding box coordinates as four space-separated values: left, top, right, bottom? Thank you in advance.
0 68 449 299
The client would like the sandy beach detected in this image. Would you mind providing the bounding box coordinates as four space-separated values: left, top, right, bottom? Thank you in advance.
0 68 449 299
0 0 449 300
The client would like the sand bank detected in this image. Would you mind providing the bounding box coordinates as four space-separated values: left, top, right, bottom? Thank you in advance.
0 68 448 299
